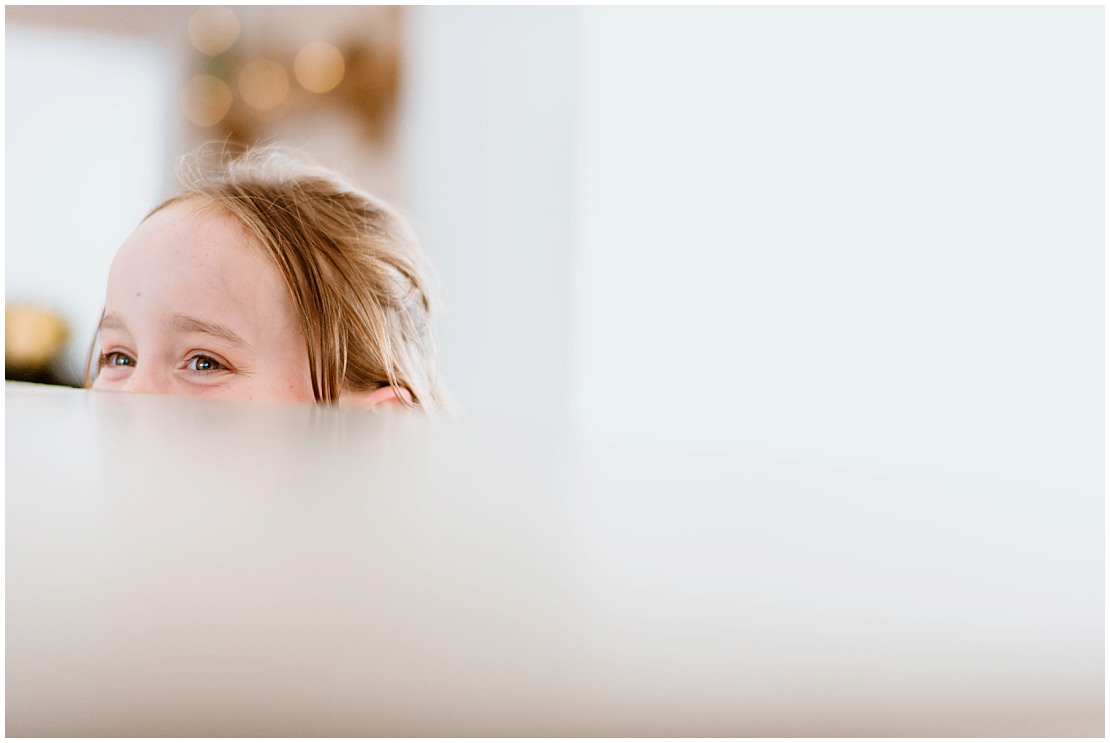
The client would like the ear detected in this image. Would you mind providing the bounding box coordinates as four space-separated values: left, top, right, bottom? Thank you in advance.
341 385 414 410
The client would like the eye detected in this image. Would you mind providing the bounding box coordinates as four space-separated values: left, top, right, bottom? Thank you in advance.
99 351 135 369
186 354 226 373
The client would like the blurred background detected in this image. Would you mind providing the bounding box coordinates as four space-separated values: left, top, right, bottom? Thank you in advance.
4 7 1103 495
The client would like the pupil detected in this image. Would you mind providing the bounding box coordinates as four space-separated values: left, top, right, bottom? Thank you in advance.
198 358 211 370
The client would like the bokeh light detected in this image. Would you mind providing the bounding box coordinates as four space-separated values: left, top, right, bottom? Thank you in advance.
5 305 68 369
239 58 290 111
187 6 240 57
294 42 346 94
180 74 233 127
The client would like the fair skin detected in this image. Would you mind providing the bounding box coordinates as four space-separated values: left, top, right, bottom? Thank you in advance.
93 200 406 408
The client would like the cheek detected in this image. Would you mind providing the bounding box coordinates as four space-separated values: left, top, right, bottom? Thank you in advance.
272 340 315 401
285 370 316 402
249 312 314 400
90 370 125 391
256 361 314 402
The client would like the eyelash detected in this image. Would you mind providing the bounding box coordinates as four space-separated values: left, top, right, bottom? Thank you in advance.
185 354 226 374
98 351 134 370
96 352 230 375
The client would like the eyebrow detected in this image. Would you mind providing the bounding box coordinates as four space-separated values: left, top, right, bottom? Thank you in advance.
166 313 249 348
99 311 126 331
98 311 249 349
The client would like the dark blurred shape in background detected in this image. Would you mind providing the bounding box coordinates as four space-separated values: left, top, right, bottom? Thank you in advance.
5 304 75 386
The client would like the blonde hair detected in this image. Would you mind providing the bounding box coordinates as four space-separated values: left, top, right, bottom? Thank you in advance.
90 146 444 411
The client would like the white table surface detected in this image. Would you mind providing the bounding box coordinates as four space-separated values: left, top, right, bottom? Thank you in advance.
5 382 1102 736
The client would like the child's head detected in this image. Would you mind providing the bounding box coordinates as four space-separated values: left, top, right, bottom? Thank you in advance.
89 147 442 411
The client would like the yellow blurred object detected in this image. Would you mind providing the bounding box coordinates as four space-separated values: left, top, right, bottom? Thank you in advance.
187 6 240 57
6 304 68 369
181 74 234 127
294 42 346 94
239 58 290 111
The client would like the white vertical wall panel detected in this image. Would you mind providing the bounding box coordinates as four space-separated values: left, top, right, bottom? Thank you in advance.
572 7 1102 513
6 25 177 382
399 7 581 421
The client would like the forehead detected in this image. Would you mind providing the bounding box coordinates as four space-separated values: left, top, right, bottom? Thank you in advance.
115 199 255 267
107 199 287 317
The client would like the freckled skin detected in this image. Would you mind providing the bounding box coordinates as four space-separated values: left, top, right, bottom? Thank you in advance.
92 201 316 402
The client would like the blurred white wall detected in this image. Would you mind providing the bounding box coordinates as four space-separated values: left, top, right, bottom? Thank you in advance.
401 7 1100 506
569 7 1102 503
399 7 581 422
6 25 179 382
